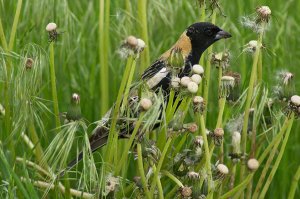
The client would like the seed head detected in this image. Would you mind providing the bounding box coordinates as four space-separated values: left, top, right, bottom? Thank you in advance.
193 96 205 113
187 171 200 180
180 76 192 87
25 58 34 70
194 136 204 147
217 164 229 175
231 131 241 154
220 75 235 98
183 123 198 133
140 98 152 111
136 38 145 52
180 186 192 198
244 40 264 53
211 51 230 69
191 74 202 85
291 95 300 106
126 35 138 47
171 77 181 88
192 64 204 75
256 6 271 22
214 128 224 137
187 82 199 94
46 22 57 32
282 72 294 85
168 47 184 68
71 93 80 104
247 158 259 171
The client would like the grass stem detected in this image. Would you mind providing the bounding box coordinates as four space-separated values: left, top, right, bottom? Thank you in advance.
259 114 294 198
288 165 300 199
137 143 151 199
49 42 61 129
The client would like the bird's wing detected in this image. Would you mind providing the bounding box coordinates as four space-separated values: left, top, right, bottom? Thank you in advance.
142 59 168 80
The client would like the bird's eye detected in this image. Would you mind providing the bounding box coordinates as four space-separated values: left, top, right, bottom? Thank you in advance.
205 29 213 36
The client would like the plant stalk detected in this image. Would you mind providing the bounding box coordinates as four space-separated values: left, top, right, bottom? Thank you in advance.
49 42 61 129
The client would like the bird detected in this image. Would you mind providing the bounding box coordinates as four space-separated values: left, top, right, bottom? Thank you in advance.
64 22 231 172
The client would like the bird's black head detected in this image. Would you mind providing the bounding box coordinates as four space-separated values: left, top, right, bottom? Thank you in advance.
186 22 231 51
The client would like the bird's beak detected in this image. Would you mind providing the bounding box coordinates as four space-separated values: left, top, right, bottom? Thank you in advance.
215 30 232 40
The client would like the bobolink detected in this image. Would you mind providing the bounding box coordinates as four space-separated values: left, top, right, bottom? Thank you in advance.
66 22 231 170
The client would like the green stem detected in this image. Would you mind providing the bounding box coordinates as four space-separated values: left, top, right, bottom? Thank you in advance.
28 120 44 164
105 56 134 163
240 28 264 182
99 0 110 115
115 112 144 175
152 165 164 199
252 116 292 199
49 42 61 129
161 170 183 187
137 0 150 72
149 138 172 195
216 98 226 128
288 165 300 199
220 173 254 199
259 114 294 199
8 0 22 51
198 114 212 193
257 53 263 84
137 143 151 199
202 10 216 121
0 19 8 49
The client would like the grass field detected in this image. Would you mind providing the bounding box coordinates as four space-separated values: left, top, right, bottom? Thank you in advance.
0 0 300 198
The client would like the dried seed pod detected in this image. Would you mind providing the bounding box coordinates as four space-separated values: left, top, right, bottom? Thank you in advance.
140 98 152 111
46 22 57 32
214 163 229 180
187 171 200 180
192 64 204 75
193 96 205 113
247 158 259 171
46 22 59 42
25 58 34 70
187 82 199 94
191 74 202 85
180 186 192 198
256 6 272 22
180 76 192 87
171 77 181 89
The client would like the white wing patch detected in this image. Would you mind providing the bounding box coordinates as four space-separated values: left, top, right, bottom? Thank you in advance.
146 67 168 89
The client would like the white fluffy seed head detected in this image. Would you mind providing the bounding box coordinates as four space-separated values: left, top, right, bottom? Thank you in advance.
46 22 57 32
180 76 191 87
191 74 202 84
214 128 224 137
171 77 180 88
192 64 204 75
140 98 152 111
247 158 259 171
217 164 229 175
126 35 138 47
187 82 199 93
137 38 145 49
221 75 235 83
194 136 204 146
232 131 241 145
187 171 200 179
72 93 80 104
291 95 300 106
193 96 204 104
257 6 271 17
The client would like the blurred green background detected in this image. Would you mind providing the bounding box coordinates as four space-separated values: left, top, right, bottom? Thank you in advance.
1 0 299 197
